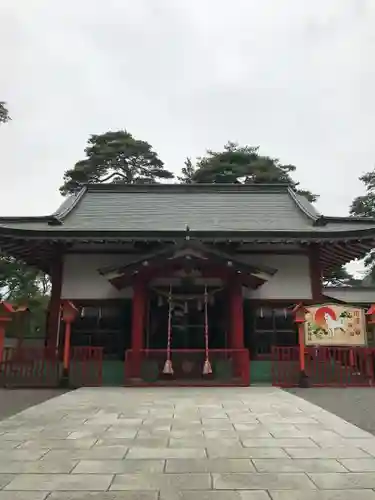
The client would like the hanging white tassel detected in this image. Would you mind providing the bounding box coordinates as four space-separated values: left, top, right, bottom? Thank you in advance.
260 307 264 318
197 300 202 311
184 301 188 313
163 359 174 375
202 358 212 375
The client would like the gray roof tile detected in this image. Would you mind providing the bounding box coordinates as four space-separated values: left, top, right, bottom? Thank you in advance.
1 184 375 236
62 190 312 231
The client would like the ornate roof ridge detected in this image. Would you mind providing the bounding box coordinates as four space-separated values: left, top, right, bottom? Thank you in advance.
84 182 293 192
287 188 320 222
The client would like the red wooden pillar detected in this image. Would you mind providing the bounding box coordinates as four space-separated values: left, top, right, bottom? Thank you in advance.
63 322 71 371
298 323 305 373
292 303 309 388
60 300 78 387
131 275 147 377
47 254 63 349
229 279 244 349
229 279 245 382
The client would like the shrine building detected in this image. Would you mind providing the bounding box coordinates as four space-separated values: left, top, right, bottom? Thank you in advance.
1 183 375 385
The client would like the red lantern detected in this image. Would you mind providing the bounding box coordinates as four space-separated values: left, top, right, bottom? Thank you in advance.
61 300 78 323
291 303 307 324
366 304 375 325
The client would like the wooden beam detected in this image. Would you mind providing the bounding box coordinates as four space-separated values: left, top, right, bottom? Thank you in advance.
322 245 358 262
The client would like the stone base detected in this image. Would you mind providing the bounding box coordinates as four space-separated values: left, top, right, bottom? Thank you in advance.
298 370 310 388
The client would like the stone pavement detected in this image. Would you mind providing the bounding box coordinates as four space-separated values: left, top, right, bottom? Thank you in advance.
2 388 375 499
0 390 68 422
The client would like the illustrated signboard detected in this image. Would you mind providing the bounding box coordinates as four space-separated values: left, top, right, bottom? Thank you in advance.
305 304 366 346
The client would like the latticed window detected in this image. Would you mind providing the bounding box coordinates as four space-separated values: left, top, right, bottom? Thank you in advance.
69 302 132 359
246 306 297 359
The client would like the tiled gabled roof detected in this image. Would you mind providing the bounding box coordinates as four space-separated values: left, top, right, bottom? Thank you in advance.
0 183 375 237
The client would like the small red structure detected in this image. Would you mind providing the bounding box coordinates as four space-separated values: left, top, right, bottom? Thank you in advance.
0 302 15 362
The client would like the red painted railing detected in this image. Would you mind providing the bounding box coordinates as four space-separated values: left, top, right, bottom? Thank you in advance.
2 346 59 362
0 346 103 387
69 347 103 386
272 346 375 387
125 349 249 386
271 346 300 387
0 347 60 387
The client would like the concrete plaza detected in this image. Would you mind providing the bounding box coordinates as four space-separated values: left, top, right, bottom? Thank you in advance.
1 387 375 499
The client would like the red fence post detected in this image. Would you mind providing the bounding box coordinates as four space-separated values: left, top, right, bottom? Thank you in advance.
63 322 71 372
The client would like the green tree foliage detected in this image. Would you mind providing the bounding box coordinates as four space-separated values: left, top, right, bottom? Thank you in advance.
350 168 375 281
0 256 49 302
0 102 10 123
0 255 50 340
350 170 375 218
184 142 317 202
60 130 174 195
323 266 360 287
177 158 196 184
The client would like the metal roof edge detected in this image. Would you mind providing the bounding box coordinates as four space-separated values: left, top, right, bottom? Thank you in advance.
0 215 62 227
0 215 52 223
322 215 375 224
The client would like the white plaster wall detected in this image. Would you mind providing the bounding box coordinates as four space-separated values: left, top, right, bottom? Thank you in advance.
61 254 134 299
61 253 312 301
324 288 375 304
241 254 312 300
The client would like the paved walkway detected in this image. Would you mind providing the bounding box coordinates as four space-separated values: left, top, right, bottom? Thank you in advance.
288 388 375 437
0 390 68 422
1 388 375 499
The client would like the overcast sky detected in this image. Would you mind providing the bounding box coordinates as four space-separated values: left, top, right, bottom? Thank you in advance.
1 0 374 223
